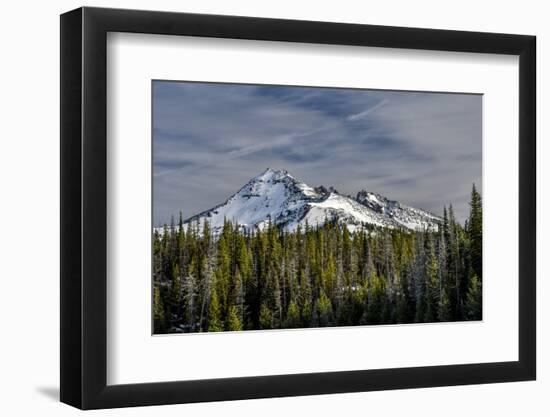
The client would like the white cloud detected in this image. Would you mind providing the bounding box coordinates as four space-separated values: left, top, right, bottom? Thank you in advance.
346 99 389 121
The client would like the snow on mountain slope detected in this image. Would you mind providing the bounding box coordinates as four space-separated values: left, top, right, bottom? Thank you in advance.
355 190 441 231
301 192 395 231
163 168 441 236
184 168 322 235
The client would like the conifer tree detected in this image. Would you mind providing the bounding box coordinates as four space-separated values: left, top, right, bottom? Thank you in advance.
469 184 483 281
226 305 243 331
366 274 385 324
396 267 413 323
207 286 223 332
183 264 197 331
170 264 182 324
465 274 482 320
233 266 245 326
153 285 166 333
259 302 273 329
424 237 439 323
285 300 301 328
215 227 232 315
316 290 334 327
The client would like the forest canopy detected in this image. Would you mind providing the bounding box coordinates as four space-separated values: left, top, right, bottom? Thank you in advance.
153 185 482 333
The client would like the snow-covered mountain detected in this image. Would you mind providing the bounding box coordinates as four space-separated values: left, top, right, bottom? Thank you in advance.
355 190 442 231
174 168 440 236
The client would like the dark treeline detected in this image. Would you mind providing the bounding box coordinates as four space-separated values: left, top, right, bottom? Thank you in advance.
153 185 482 333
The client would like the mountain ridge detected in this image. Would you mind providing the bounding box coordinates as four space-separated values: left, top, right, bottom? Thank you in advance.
160 168 441 235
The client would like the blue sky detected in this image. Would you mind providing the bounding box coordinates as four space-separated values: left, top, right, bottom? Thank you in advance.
153 81 481 225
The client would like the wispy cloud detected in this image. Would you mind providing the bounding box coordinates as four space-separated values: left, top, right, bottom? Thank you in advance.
346 99 389 121
154 124 330 178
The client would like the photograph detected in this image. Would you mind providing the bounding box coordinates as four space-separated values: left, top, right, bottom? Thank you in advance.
152 80 483 334
55 5 538 411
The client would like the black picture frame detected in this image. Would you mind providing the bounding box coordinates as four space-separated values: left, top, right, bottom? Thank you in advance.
60 6 536 410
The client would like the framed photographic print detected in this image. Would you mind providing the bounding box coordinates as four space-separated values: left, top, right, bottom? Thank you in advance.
60 7 536 409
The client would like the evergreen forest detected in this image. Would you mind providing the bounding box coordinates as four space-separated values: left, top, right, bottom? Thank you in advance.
153 185 482 333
